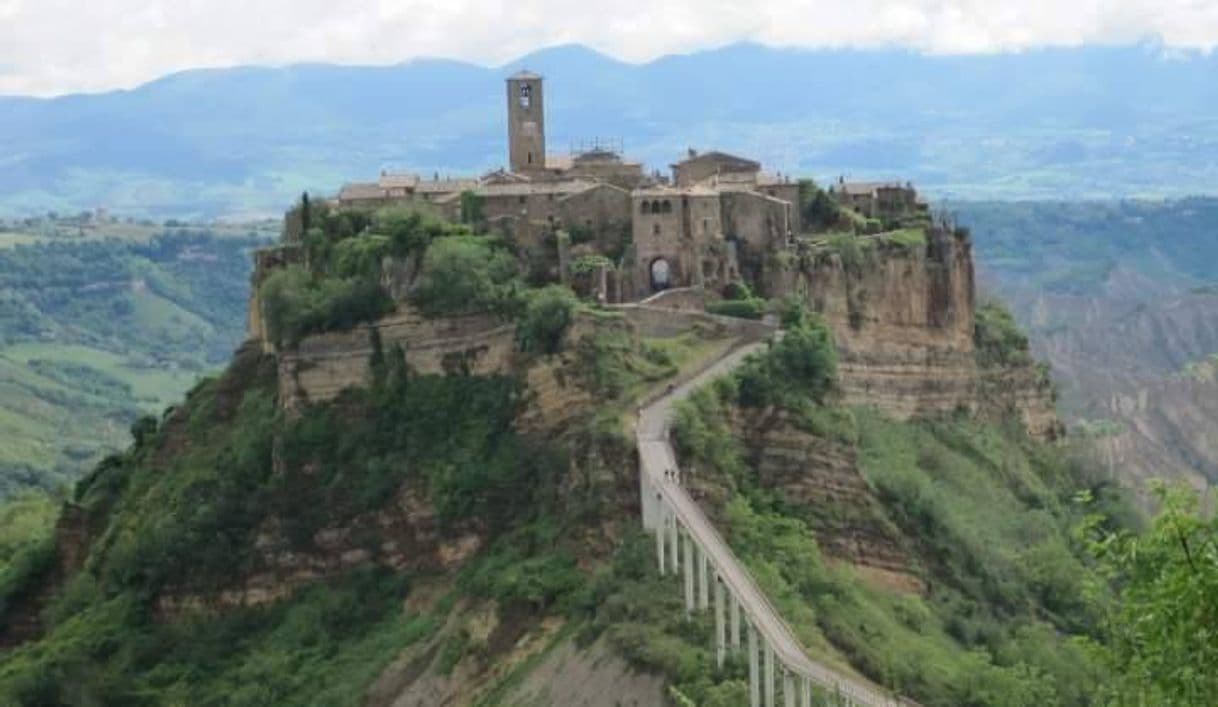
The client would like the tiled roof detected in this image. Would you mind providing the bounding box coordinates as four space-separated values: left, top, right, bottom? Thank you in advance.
416 179 479 194
338 182 387 200
672 150 761 170
377 173 420 189
477 180 598 197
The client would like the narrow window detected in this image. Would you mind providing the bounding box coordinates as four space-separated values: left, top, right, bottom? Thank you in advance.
652 223 661 236
662 200 672 213
641 201 651 214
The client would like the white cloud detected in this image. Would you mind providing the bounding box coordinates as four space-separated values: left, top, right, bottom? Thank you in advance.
0 0 1216 96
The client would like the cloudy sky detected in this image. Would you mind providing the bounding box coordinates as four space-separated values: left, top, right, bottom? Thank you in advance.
2 0 1217 96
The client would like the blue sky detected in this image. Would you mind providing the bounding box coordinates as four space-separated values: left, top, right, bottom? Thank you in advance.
2 0 1217 96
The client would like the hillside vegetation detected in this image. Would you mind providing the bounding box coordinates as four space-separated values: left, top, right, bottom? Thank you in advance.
1 200 1211 706
0 305 1155 706
0 221 272 496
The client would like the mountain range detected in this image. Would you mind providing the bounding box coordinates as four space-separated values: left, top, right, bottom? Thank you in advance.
3 42 1218 217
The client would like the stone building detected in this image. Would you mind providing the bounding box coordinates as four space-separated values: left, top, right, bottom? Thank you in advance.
332 71 919 302
831 179 924 223
671 150 761 187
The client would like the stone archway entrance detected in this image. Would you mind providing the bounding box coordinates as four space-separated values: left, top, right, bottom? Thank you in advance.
650 257 672 291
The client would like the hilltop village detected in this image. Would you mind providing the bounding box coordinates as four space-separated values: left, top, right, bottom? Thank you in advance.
0 67 1093 707
332 71 927 301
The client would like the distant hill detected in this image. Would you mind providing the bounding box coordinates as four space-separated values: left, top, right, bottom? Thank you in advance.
0 223 274 495
3 43 1218 217
960 197 1218 492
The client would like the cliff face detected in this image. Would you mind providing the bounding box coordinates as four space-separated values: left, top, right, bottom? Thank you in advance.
276 308 518 409
793 230 1060 440
725 409 923 593
1090 359 1218 494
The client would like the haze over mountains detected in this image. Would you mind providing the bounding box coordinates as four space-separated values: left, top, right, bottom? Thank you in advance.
3 42 1218 217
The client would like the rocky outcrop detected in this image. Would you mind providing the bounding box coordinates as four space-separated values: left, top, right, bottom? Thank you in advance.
727 409 922 592
156 484 483 615
1090 359 1218 496
794 230 1060 440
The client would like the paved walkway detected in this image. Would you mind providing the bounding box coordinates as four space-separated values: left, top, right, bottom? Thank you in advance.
636 339 908 706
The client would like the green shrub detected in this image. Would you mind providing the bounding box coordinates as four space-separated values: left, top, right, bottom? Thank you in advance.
516 285 578 355
459 191 485 227
882 228 927 251
798 180 845 233
410 236 520 317
259 265 392 347
721 281 753 301
332 233 390 279
734 315 836 407
707 299 765 320
975 300 1031 367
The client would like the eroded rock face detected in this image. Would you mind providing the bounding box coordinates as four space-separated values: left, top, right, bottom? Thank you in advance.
156 485 483 616
277 308 518 410
1091 361 1218 497
795 229 1060 440
726 409 923 592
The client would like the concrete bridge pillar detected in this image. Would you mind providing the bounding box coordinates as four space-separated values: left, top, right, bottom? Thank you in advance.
640 473 654 530
748 623 761 707
668 515 680 575
730 593 741 650
784 671 796 707
714 576 726 667
655 516 666 575
683 532 695 613
800 677 812 707
697 546 710 610
764 640 776 707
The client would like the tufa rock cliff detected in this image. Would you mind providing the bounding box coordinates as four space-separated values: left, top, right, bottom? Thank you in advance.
793 228 1061 440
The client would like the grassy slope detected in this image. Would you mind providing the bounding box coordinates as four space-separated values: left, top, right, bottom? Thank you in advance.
0 226 271 495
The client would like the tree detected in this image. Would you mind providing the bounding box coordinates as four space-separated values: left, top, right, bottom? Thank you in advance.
516 285 577 355
129 415 158 449
300 192 311 236
1080 482 1218 705
798 179 842 233
458 190 485 227
410 237 518 317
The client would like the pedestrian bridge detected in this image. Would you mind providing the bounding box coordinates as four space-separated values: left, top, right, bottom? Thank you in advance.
636 340 914 707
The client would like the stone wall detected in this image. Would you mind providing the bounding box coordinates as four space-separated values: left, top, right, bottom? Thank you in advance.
277 308 517 409
557 184 632 256
613 303 775 341
720 190 790 294
757 182 802 233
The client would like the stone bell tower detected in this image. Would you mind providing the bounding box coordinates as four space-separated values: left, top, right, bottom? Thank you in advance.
506 70 546 174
